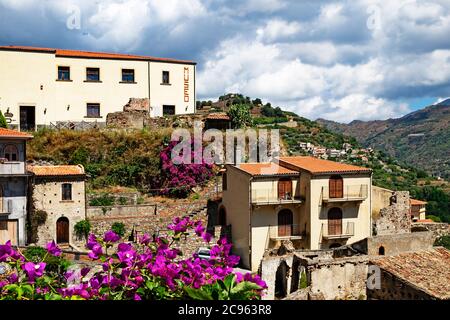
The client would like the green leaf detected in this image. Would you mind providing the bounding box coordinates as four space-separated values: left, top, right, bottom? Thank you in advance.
185 287 213 300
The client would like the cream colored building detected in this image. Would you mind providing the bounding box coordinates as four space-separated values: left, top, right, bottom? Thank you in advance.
0 46 196 130
28 165 86 248
221 156 372 272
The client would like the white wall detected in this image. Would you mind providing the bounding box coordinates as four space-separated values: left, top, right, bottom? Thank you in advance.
0 49 196 127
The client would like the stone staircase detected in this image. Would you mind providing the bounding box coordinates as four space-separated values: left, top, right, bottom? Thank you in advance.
183 205 208 219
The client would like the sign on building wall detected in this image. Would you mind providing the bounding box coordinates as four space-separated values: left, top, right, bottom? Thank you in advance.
184 67 190 103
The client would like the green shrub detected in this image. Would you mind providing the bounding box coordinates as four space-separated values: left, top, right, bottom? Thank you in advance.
23 246 70 273
434 235 450 250
118 196 128 205
426 215 442 222
89 193 115 206
0 111 7 128
111 222 126 238
74 219 91 240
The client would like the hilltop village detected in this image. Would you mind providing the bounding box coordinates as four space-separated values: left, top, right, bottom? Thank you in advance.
0 46 449 300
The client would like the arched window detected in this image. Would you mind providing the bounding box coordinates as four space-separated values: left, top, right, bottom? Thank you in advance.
329 175 343 198
328 207 343 236
378 246 385 255
4 145 19 161
278 209 293 237
278 178 293 200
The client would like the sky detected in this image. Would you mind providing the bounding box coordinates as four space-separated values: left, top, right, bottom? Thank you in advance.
1 0 449 123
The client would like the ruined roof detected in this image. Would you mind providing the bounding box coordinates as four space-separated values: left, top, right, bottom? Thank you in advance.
234 163 298 176
279 156 372 175
411 199 427 205
0 128 33 139
28 165 85 177
371 248 450 299
206 112 230 120
0 45 196 65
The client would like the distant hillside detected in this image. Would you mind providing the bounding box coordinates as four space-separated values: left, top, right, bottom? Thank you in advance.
317 101 450 180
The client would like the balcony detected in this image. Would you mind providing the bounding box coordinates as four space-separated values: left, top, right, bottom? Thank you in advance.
269 224 306 241
251 189 302 205
0 161 26 175
320 185 368 203
321 222 354 240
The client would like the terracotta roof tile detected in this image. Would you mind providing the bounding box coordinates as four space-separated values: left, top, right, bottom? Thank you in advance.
371 248 450 299
206 113 230 120
0 45 196 65
411 199 427 205
28 165 85 177
279 156 372 175
0 128 33 139
235 163 298 176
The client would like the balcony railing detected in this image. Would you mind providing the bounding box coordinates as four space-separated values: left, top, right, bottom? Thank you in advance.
268 224 306 240
320 222 354 240
0 161 26 175
251 189 302 205
321 185 368 203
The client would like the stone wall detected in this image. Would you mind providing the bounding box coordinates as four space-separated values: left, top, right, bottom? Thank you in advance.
412 222 450 239
373 191 411 236
351 231 435 256
367 267 435 300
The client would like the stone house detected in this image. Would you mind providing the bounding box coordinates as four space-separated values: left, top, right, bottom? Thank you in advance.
410 199 427 221
221 156 372 272
27 165 86 248
0 128 33 246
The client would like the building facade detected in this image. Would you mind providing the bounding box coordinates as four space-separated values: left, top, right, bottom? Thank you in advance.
0 46 196 130
0 128 33 246
221 156 372 272
27 165 86 248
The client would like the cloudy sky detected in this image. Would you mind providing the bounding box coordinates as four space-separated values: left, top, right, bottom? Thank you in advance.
1 0 449 122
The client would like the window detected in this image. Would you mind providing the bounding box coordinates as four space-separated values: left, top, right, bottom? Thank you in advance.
86 103 100 118
58 66 70 80
4 145 19 161
329 175 343 198
163 105 176 116
86 68 100 81
62 183 72 201
162 71 170 84
121 69 135 82
278 178 293 200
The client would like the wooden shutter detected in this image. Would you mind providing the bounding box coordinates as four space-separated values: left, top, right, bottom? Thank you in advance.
329 176 343 198
278 179 292 199
328 208 342 235
278 210 293 237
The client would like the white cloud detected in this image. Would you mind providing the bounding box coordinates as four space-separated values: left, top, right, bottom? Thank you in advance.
256 19 301 42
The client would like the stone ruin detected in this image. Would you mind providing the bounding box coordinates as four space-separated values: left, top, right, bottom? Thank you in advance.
373 191 411 236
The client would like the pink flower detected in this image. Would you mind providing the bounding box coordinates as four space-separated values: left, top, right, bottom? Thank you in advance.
46 241 62 256
22 262 46 282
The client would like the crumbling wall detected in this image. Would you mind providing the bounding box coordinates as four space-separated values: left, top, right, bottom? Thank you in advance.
412 222 450 239
365 232 434 256
373 191 411 236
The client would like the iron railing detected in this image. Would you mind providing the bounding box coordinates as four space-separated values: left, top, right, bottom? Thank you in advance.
268 224 305 240
321 185 368 202
321 221 354 239
251 189 302 204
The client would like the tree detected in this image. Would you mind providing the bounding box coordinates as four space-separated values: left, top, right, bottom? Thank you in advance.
0 111 8 128
227 104 253 128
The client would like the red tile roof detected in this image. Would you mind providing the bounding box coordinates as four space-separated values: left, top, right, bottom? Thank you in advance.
279 156 372 175
0 45 196 65
206 113 230 120
371 248 450 299
28 165 85 177
0 128 33 139
235 163 298 176
411 199 427 205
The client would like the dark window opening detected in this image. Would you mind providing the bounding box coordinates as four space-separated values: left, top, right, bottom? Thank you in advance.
163 105 176 116
162 71 170 84
218 207 226 226
58 66 70 80
278 209 293 237
378 246 385 255
86 103 100 118
4 145 19 161
62 183 72 201
121 69 135 82
222 172 227 191
86 68 100 81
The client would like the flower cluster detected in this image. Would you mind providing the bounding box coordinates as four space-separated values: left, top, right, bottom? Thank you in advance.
0 218 266 300
160 140 214 198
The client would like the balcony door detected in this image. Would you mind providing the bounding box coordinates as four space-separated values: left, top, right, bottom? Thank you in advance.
329 175 343 198
278 209 293 237
328 207 342 236
278 179 292 200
